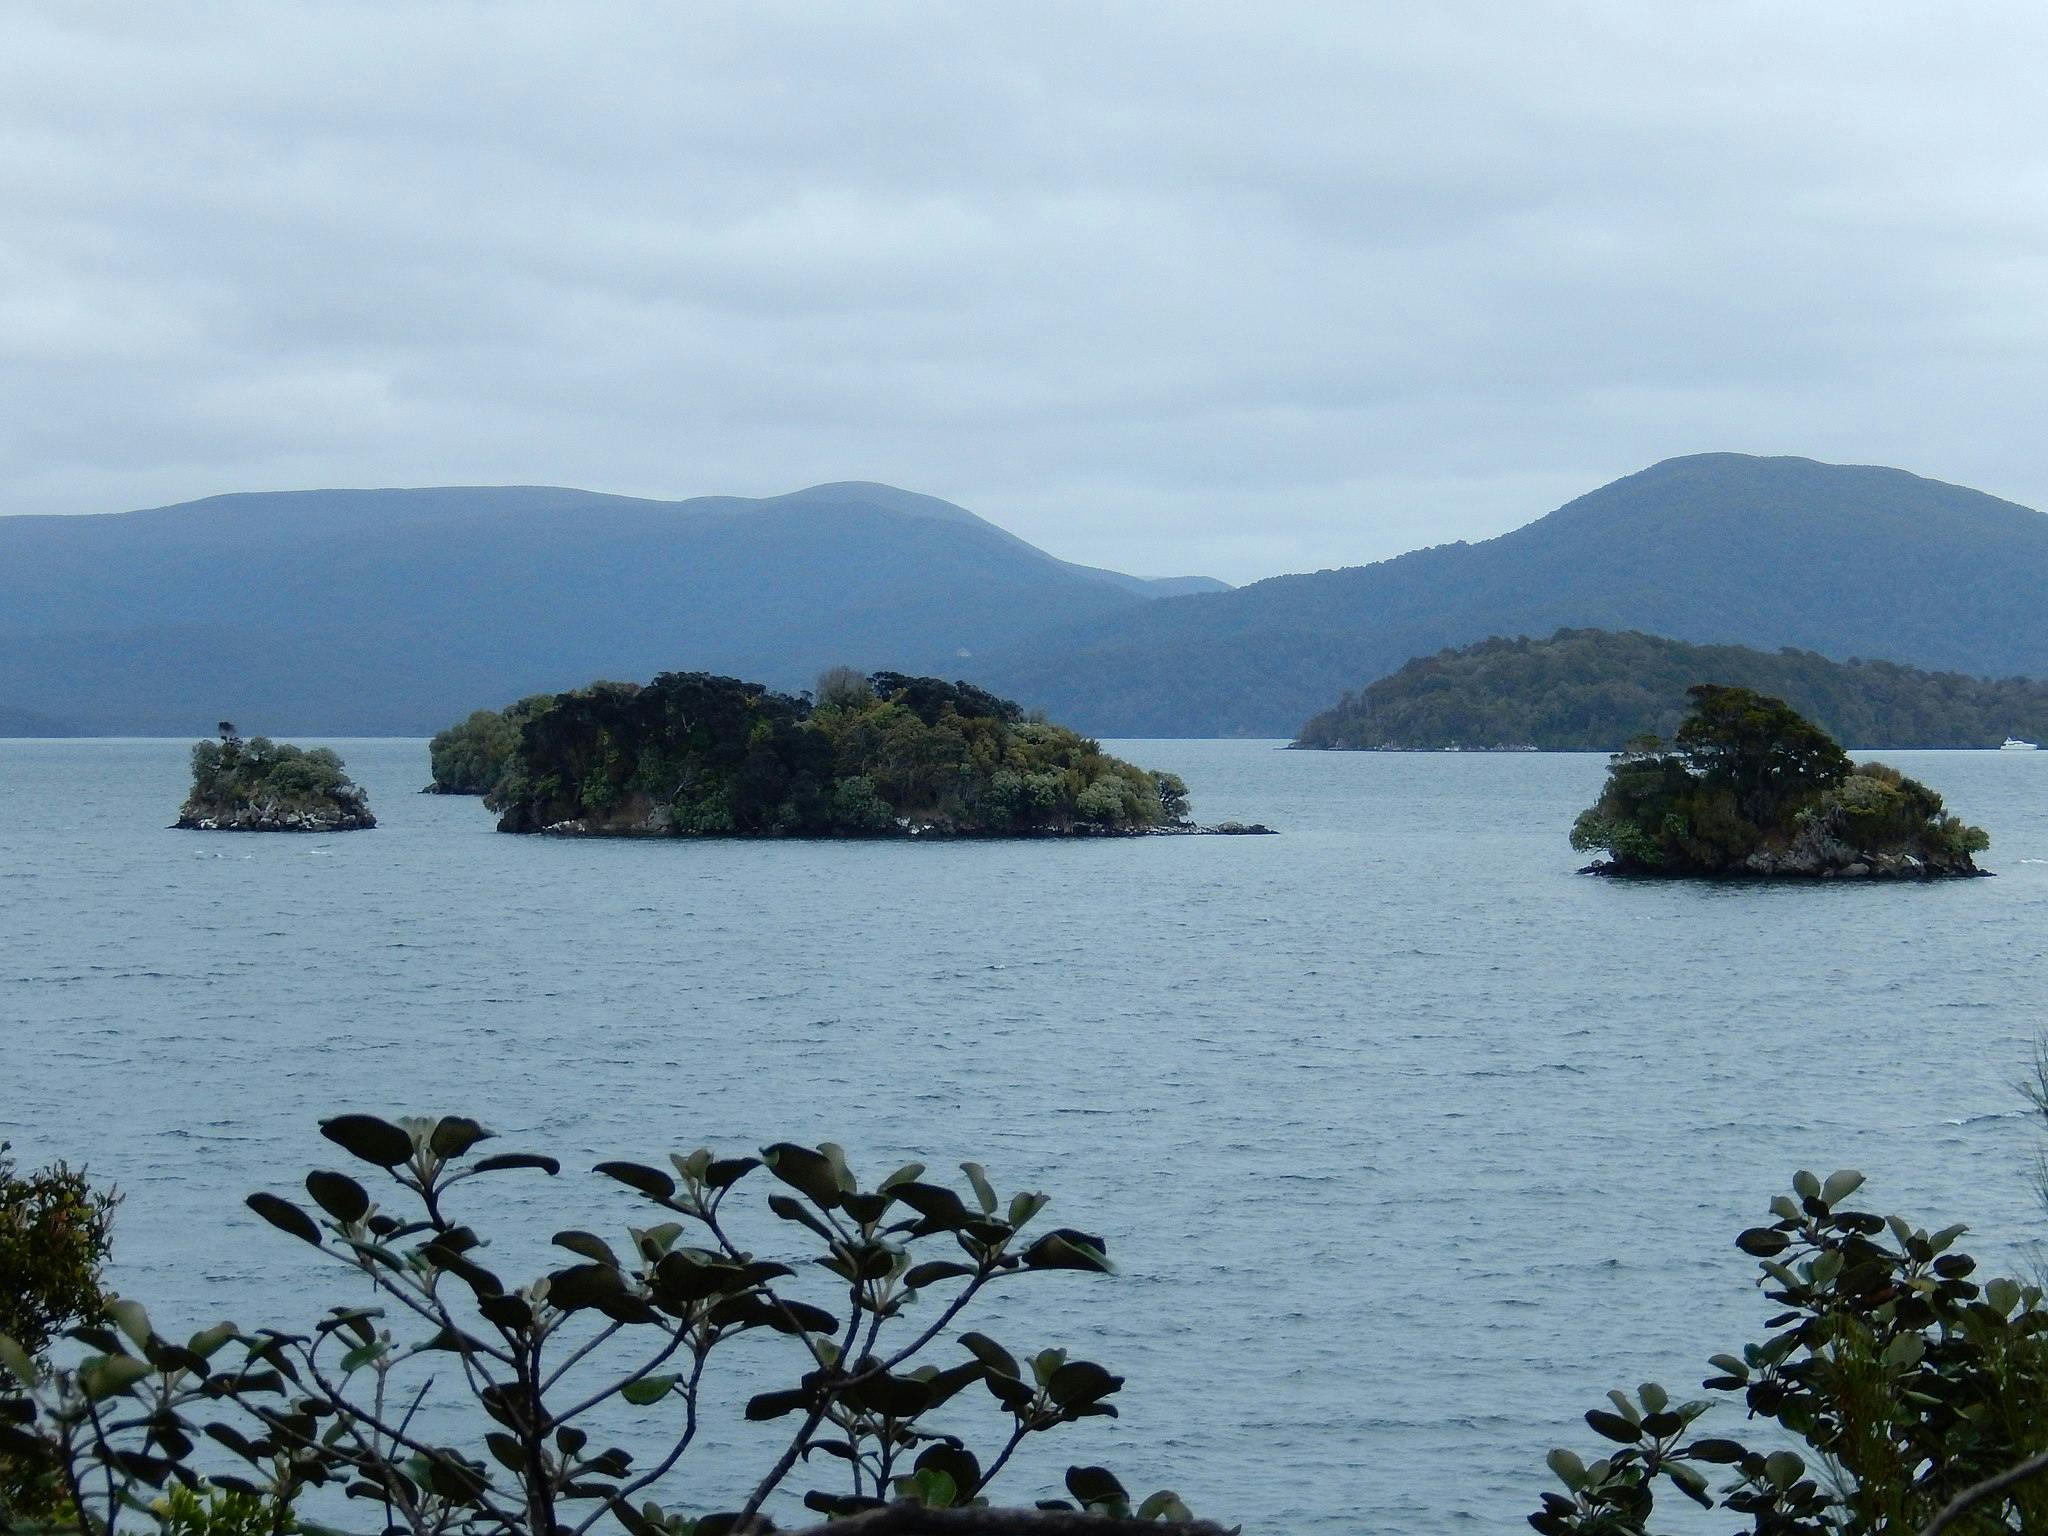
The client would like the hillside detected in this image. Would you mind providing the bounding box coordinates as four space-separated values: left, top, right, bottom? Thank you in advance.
972 454 2048 736
0 703 75 736
1293 629 2048 751
0 483 1225 735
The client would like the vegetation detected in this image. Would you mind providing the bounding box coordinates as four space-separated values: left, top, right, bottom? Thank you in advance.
1 1145 117 1524
177 732 374 832
487 672 1191 838
0 1114 1220 1536
972 452 2048 737
1293 628 2048 751
1568 685 1988 878
1531 1167 2048 1534
427 698 553 795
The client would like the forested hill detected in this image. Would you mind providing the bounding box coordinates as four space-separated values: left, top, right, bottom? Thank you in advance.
0 482 1225 735
972 454 2048 736
1293 629 2048 751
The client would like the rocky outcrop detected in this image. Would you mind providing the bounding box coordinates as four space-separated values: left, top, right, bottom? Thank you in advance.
175 786 375 832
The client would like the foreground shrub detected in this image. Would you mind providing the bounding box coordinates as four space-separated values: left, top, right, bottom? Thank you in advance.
0 1116 1222 1536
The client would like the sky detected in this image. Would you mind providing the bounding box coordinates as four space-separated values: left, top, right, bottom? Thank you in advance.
3 2 2046 584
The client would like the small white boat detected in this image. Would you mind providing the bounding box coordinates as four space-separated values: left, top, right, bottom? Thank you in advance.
2000 737 2039 751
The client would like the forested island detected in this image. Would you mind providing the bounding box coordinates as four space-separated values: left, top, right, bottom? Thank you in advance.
468 669 1204 837
175 729 375 831
426 696 551 793
1569 685 1988 879
1294 628 2048 751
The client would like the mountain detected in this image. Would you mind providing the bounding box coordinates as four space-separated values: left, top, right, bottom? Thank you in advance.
970 454 2048 736
0 703 76 736
0 482 1226 735
1293 629 2048 751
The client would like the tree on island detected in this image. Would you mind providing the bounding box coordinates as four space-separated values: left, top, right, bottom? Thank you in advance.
471 671 1193 839
1569 685 1987 878
0 1115 1221 1536
426 696 554 796
177 734 375 832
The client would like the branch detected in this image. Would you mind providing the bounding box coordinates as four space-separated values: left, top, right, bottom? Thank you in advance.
1919 1444 2048 1536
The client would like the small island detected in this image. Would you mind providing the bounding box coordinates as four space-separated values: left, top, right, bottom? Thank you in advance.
176 724 376 831
1292 628 2048 752
1569 685 1987 879
472 669 1211 838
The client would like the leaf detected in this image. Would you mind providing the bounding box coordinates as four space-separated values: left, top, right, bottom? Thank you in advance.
762 1144 844 1209
1008 1191 1049 1228
960 1162 998 1215
1584 1409 1640 1444
744 1388 810 1421
553 1230 622 1267
1545 1448 1586 1490
320 1114 416 1167
619 1375 676 1406
960 1331 1020 1377
1065 1466 1127 1508
768 1194 837 1240
472 1152 561 1176
0 1333 39 1386
1736 1227 1792 1257
306 1171 371 1224
246 1192 323 1246
593 1162 676 1200
547 1264 630 1311
1048 1360 1121 1410
1821 1170 1865 1207
1666 1462 1712 1507
704 1157 760 1190
1136 1491 1193 1522
916 1446 982 1501
431 1116 494 1157
82 1354 153 1401
1021 1229 1115 1273
904 1262 976 1289
106 1297 152 1350
1764 1450 1805 1490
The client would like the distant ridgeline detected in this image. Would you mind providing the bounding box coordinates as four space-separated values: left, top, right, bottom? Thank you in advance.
458 671 1193 838
1570 685 1987 880
1293 629 2048 751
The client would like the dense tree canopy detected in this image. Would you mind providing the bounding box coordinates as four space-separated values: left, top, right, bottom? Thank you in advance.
1568 686 1988 877
486 671 1190 838
427 697 553 795
178 736 375 831
1294 629 2048 752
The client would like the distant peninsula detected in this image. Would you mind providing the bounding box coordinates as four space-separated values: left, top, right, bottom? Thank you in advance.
176 728 375 831
1569 685 1987 880
1293 628 2048 751
477 670 1213 838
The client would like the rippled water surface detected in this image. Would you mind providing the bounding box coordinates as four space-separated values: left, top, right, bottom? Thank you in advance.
5 739 2048 1531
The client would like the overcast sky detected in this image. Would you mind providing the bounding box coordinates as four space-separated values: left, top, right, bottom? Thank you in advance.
3 3 2045 582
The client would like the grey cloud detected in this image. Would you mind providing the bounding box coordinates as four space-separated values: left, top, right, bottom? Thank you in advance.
3 1 2045 580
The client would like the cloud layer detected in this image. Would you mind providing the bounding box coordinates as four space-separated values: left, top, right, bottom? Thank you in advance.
4 2 2045 580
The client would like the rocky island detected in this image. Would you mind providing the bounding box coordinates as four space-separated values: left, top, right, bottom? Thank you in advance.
175 726 375 831
1569 685 1988 879
473 669 1214 838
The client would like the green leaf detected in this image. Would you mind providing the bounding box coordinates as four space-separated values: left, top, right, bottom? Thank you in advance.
761 1144 842 1209
744 1388 810 1420
1545 1448 1586 1490
593 1162 676 1200
1666 1462 1712 1507
959 1332 1019 1378
619 1375 676 1407
107 1297 152 1350
1021 1229 1115 1273
1820 1170 1865 1207
1008 1191 1049 1228
0 1333 39 1386
1065 1466 1127 1509
306 1170 371 1224
904 1261 976 1289
430 1116 494 1157
246 1192 323 1246
1736 1227 1792 1257
1636 1382 1668 1414
1136 1491 1193 1522
554 1230 622 1267
1048 1360 1121 1409
1584 1409 1640 1444
960 1162 998 1215
339 1340 390 1373
471 1152 561 1176
82 1354 153 1400
320 1114 416 1167
1764 1450 1805 1490
1791 1170 1821 1201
